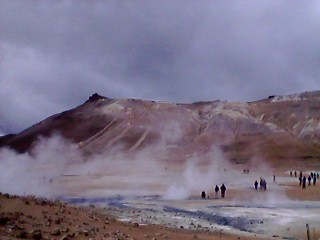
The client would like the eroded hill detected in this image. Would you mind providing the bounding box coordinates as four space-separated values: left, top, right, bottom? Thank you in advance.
1 91 320 167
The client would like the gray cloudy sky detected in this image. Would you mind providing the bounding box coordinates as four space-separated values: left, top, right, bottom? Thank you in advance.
1 1 320 134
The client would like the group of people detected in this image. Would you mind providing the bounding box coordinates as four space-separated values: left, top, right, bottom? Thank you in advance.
290 170 319 180
296 171 318 189
254 178 267 190
201 184 227 199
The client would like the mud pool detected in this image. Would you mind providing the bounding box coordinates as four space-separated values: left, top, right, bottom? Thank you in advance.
60 168 320 239
62 194 320 239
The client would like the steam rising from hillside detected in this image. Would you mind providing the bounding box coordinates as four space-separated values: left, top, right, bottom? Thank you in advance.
0 131 232 200
0 135 82 197
0 131 293 204
163 147 231 200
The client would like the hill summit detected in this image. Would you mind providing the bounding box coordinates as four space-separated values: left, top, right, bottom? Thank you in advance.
1 91 319 167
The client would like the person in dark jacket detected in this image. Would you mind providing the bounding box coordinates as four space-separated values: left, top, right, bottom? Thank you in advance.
201 191 206 199
215 185 219 198
220 184 226 198
308 175 312 185
302 176 307 189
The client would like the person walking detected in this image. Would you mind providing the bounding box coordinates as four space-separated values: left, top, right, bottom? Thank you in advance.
254 180 258 190
201 191 206 199
220 184 226 198
302 176 307 189
308 175 312 185
299 176 302 185
215 185 219 198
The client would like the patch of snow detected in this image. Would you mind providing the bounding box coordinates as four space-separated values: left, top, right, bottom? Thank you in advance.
101 101 125 113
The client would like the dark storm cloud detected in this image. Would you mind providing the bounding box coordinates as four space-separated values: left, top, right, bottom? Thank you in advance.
1 0 320 133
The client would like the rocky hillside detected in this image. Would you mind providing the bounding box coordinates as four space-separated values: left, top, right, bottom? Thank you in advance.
1 91 320 166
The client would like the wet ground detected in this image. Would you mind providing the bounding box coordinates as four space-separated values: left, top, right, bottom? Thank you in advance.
60 167 320 239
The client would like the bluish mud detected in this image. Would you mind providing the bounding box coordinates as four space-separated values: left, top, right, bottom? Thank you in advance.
61 195 128 208
58 195 320 237
60 195 264 233
163 206 262 233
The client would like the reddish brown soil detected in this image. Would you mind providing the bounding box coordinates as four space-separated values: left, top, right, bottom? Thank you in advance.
0 193 271 240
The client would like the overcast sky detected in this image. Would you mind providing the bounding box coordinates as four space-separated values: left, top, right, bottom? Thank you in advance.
1 1 320 134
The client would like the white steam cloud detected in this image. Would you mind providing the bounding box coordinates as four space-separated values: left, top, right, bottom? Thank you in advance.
0 135 82 197
163 147 231 200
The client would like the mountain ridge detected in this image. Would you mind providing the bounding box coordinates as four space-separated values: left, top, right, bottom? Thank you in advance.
1 91 319 167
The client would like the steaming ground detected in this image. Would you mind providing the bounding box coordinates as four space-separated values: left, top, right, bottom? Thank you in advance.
1 136 320 239
58 167 320 239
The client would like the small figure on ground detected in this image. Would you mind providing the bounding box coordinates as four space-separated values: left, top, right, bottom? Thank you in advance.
254 180 258 190
308 175 312 185
302 176 307 189
299 171 303 179
273 175 276 183
294 171 297 177
201 191 206 199
311 172 314 178
215 185 219 198
317 173 319 179
299 176 302 185
260 178 267 190
313 175 316 185
290 171 292 177
220 184 226 198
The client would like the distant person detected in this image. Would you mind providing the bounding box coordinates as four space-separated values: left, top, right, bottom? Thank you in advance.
201 191 206 199
260 178 267 190
290 171 292 177
313 175 317 185
302 176 307 189
273 175 276 183
254 180 258 190
294 171 297 177
308 176 312 185
317 173 319 179
311 172 314 178
299 171 303 179
299 176 302 185
220 184 226 198
215 185 219 198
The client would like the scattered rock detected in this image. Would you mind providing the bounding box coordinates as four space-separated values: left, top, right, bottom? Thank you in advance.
50 228 61 236
60 235 71 240
55 218 61 224
16 230 28 238
0 216 9 225
31 229 42 240
133 222 139 227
